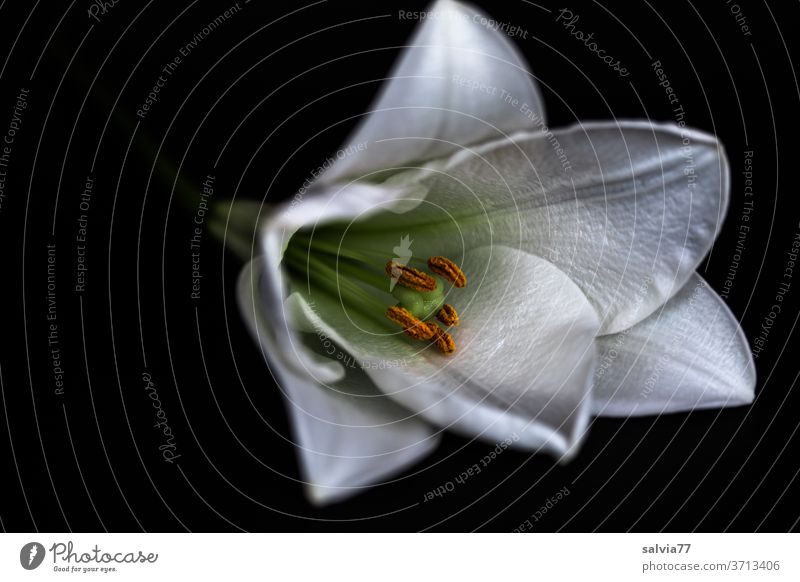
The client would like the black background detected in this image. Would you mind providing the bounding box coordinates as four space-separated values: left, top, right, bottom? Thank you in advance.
0 0 798 532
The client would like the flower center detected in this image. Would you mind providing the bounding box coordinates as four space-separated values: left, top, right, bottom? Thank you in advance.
384 256 466 355
284 233 466 355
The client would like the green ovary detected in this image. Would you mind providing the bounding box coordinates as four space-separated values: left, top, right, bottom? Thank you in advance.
391 276 445 320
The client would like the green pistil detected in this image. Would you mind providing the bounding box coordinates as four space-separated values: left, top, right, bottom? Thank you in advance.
391 275 446 320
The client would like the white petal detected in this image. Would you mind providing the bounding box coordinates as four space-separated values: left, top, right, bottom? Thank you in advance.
294 246 601 458
592 273 755 416
352 120 730 335
259 180 423 385
237 260 439 506
320 0 545 184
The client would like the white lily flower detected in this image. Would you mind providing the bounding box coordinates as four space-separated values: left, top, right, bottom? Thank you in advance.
237 0 755 505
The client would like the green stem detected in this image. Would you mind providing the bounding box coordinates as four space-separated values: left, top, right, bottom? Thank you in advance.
207 200 264 260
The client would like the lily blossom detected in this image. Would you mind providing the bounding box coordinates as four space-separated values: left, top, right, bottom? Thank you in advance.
237 0 755 505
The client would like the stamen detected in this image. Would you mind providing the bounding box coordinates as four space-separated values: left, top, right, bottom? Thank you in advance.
430 324 457 355
386 306 436 341
436 304 459 327
411 322 440 342
386 260 437 292
427 256 467 288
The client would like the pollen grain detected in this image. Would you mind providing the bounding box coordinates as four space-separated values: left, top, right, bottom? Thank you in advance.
427 256 467 288
386 306 436 341
386 260 437 291
436 304 459 327
431 324 457 355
